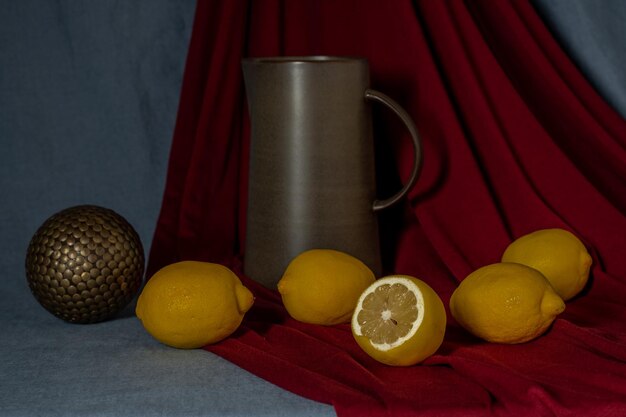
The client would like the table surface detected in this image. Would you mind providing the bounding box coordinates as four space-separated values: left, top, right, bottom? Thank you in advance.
0 282 334 417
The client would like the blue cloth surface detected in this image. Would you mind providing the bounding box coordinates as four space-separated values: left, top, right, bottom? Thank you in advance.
533 0 626 119
0 1 333 416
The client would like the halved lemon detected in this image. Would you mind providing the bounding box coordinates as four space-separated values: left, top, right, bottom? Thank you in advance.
351 275 446 366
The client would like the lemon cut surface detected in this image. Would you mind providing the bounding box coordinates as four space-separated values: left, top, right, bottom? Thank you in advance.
351 275 446 366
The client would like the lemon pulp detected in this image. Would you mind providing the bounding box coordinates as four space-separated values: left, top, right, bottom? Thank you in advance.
351 275 446 366
355 279 423 350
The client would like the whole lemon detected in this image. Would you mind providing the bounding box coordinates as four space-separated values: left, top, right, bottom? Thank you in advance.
501 228 592 300
136 261 254 349
277 249 375 325
351 275 447 366
450 262 565 344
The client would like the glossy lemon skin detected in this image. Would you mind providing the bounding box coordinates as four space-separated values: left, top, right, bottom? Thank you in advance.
450 262 565 344
277 249 376 326
136 261 254 349
502 228 592 300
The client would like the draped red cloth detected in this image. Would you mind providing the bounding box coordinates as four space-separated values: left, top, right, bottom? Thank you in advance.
147 1 626 416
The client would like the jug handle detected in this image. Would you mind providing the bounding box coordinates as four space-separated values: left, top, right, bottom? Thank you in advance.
365 89 423 212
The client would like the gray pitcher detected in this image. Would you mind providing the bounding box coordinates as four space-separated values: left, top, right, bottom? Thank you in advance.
242 56 422 288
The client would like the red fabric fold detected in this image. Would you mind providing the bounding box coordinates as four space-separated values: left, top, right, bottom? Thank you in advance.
148 0 626 415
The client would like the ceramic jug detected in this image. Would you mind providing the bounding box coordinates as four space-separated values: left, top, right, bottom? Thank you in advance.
242 56 422 288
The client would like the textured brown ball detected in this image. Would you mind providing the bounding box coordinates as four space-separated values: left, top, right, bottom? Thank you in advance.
25 205 144 323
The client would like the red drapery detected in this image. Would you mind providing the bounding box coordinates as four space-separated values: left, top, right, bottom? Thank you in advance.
147 1 626 416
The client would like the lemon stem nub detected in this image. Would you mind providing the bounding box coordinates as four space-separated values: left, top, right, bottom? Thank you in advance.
541 291 565 316
236 285 254 314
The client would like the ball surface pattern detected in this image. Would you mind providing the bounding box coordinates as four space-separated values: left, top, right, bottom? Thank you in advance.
25 205 144 323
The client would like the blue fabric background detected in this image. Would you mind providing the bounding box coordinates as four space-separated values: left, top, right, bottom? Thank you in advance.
0 1 333 416
533 0 626 119
0 1 623 416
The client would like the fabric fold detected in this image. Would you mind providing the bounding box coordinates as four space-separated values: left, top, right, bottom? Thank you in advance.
148 0 626 415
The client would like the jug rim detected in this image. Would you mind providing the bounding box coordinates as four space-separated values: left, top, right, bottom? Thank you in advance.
242 56 367 65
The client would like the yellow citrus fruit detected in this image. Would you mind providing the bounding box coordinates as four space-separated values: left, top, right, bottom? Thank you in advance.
277 249 375 325
351 275 447 366
135 261 254 349
450 262 565 344
501 228 592 300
